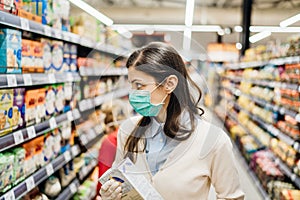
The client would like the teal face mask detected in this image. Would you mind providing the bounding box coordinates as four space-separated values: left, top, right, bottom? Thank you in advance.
129 84 168 117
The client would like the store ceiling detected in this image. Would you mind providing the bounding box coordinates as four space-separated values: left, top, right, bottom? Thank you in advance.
86 0 300 9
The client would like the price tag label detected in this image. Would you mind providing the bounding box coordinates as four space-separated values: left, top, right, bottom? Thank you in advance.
81 135 88 145
3 190 15 200
26 126 36 139
54 29 62 39
64 151 71 162
66 73 74 82
13 131 24 145
49 117 57 129
73 109 80 119
25 176 35 191
69 183 77 194
23 74 32 86
45 164 54 176
20 18 30 30
291 174 296 181
67 111 74 122
63 32 71 41
7 75 17 87
44 25 52 37
48 74 56 84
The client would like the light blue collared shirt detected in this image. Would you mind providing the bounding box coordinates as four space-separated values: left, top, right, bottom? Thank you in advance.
145 117 180 175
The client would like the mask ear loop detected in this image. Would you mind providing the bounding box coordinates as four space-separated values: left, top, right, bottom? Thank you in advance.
150 77 170 105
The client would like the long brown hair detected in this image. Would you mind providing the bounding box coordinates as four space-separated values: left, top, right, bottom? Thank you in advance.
125 42 204 161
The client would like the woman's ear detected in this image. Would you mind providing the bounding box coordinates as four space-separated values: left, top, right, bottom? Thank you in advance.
164 75 178 94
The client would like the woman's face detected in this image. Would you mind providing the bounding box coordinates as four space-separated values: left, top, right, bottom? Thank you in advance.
128 67 167 105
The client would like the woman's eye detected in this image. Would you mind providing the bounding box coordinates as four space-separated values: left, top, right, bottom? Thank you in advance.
136 83 143 89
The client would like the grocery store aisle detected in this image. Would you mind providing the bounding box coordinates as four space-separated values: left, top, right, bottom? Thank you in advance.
203 107 264 200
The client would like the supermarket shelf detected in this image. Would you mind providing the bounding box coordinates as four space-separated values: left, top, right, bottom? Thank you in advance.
222 75 300 92
79 89 129 112
78 159 98 181
227 88 300 123
0 109 81 153
80 130 104 150
224 56 300 70
231 100 300 153
0 73 81 89
0 11 128 57
79 67 128 76
55 178 80 200
0 145 81 200
269 152 300 188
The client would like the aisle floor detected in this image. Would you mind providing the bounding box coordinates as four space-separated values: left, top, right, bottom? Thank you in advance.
203 108 264 200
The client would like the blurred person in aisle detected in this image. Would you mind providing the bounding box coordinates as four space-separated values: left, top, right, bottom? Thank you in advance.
100 42 244 200
96 99 130 196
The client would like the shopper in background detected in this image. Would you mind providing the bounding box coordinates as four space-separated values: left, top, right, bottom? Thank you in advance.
99 42 245 200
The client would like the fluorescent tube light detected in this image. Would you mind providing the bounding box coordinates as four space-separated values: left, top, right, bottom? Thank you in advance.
183 28 192 50
234 26 243 32
250 26 300 33
69 0 113 26
249 31 271 43
185 0 195 27
111 24 222 32
280 13 300 27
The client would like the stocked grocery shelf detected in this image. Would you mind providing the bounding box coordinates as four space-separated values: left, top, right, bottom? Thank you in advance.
79 89 129 112
224 56 300 70
54 178 80 200
78 159 98 181
269 152 300 188
0 11 128 57
222 86 300 123
0 145 81 200
0 73 81 89
79 67 128 77
0 109 81 153
230 99 300 153
222 75 300 92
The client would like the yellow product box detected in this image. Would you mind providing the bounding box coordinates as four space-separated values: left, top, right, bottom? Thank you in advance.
0 89 13 136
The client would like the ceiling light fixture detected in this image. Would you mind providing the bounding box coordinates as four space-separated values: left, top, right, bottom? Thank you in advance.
183 28 192 51
185 0 195 27
234 26 243 32
111 24 222 32
69 0 113 26
280 13 300 27
249 31 271 43
250 26 300 33
115 27 133 39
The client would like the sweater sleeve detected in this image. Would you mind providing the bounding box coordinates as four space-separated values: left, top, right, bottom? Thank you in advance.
210 131 245 200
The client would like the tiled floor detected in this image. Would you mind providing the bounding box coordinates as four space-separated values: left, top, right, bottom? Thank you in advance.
204 108 264 200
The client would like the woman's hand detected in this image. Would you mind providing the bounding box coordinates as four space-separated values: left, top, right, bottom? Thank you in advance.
100 179 122 200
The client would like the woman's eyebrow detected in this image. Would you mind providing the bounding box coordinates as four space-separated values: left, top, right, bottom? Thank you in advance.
130 78 143 83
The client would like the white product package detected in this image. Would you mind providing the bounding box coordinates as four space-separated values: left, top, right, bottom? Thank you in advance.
99 157 163 200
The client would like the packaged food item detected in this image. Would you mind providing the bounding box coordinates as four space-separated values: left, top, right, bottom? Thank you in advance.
25 89 38 126
52 128 61 157
0 0 15 13
36 88 46 124
13 88 25 130
54 84 65 114
0 89 13 135
41 38 53 73
51 40 63 73
0 152 14 192
62 43 70 72
11 147 26 184
69 44 77 72
45 85 56 118
23 140 37 176
43 133 54 163
21 39 33 73
33 136 45 169
0 28 22 73
32 41 44 73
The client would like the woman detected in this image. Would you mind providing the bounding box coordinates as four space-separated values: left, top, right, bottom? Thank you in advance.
100 42 244 200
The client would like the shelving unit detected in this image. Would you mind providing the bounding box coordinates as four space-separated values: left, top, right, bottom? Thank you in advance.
0 109 80 153
0 73 81 89
78 89 129 112
0 8 129 200
214 55 300 197
0 145 81 200
0 11 128 57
